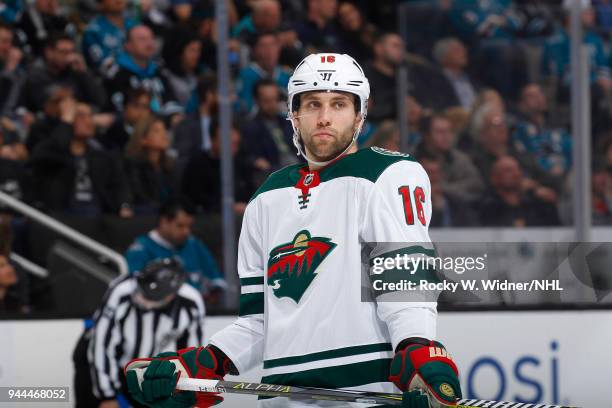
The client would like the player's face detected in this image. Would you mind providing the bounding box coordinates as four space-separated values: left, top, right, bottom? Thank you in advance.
294 91 360 162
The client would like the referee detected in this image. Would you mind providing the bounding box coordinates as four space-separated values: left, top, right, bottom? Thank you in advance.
73 258 206 408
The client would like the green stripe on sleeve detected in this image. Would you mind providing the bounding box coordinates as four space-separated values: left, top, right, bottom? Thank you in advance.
260 358 391 393
264 343 392 369
240 276 265 286
239 292 264 316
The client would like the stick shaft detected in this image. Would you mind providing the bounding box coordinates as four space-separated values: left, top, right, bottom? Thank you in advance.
177 378 402 405
176 377 578 408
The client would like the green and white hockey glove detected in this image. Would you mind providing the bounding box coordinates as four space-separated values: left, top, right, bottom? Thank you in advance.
389 337 461 408
125 345 237 408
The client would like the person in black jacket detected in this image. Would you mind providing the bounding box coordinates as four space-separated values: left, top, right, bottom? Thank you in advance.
426 37 480 111
480 156 561 227
20 33 106 113
29 100 132 217
181 119 256 215
172 75 217 175
241 78 297 176
0 21 24 117
97 87 152 151
105 25 179 116
124 115 179 214
17 0 74 58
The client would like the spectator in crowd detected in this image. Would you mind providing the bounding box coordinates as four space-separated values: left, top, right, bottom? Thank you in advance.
17 0 74 58
365 120 400 151
29 100 132 216
472 88 506 114
173 75 217 172
336 0 376 63
470 103 561 201
232 0 281 41
443 105 471 144
405 95 427 150
241 78 296 176
231 0 300 69
429 37 479 111
182 119 256 215
0 219 29 314
449 0 520 42
295 0 340 52
363 95 426 152
124 115 179 214
98 87 151 151
595 0 612 32
137 0 176 35
124 198 226 304
73 257 205 407
512 83 572 179
0 125 30 202
462 87 517 151
480 155 561 227
421 157 478 227
513 0 557 38
560 142 612 226
25 85 70 152
415 114 484 204
162 29 202 107
591 160 612 225
448 0 527 99
468 88 508 129
0 0 23 24
20 33 106 113
81 0 136 73
541 1 610 100
106 25 180 116
237 32 290 114
363 32 405 123
0 21 24 117
0 119 27 161
168 0 237 29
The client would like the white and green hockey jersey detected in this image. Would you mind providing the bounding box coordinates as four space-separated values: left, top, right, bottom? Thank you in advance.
210 147 437 406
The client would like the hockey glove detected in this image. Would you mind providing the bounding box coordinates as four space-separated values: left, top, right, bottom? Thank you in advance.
125 345 236 408
389 338 461 408
401 390 430 408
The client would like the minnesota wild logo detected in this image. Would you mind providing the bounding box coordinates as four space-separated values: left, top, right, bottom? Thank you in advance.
267 230 336 303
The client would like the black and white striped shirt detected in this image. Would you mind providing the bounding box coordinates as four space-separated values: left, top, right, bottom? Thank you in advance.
87 275 206 399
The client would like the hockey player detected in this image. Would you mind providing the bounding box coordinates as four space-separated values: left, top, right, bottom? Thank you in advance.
125 53 461 407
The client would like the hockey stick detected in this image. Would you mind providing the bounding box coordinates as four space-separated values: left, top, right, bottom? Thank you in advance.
133 368 578 407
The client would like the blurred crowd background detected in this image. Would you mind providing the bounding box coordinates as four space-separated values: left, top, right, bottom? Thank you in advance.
0 0 611 314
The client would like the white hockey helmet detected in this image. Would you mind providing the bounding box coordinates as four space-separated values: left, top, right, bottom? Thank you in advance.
287 53 370 166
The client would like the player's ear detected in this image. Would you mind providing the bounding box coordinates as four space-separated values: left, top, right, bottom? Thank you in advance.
291 111 300 126
353 112 362 130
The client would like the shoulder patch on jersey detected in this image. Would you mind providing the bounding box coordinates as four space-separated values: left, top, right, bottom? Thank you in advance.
249 163 303 202
370 146 412 158
319 147 417 183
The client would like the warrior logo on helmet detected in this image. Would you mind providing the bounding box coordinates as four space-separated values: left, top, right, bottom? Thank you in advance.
267 230 336 303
